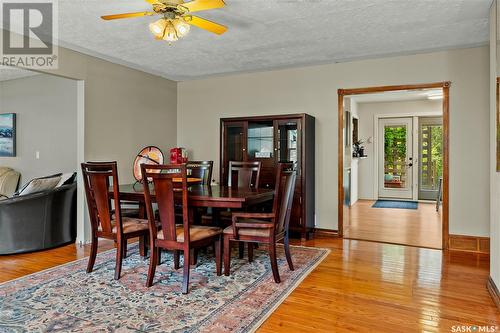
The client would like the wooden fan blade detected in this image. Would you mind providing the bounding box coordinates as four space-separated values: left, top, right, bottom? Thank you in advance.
187 16 227 35
101 12 155 20
183 0 225 12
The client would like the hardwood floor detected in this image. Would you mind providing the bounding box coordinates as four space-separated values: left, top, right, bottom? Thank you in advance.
1 236 497 332
345 200 442 249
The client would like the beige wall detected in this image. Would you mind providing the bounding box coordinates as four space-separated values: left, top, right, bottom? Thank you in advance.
18 40 179 242
37 46 178 184
178 46 490 236
356 99 442 200
0 74 78 184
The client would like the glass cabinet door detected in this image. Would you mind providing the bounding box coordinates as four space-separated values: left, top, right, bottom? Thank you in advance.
225 122 246 162
222 121 246 184
247 121 274 161
276 119 301 174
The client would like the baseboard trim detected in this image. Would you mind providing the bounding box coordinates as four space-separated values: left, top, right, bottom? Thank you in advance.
448 234 489 254
314 228 339 237
487 277 500 310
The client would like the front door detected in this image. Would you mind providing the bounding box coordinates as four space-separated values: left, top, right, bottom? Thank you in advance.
378 117 414 199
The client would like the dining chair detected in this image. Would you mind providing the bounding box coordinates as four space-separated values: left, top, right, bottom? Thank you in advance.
186 160 213 185
227 161 261 188
81 162 149 280
223 162 296 283
220 161 263 257
186 161 213 226
141 163 222 294
85 161 142 219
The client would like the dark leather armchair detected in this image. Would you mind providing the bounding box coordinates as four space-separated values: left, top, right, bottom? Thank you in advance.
0 183 77 254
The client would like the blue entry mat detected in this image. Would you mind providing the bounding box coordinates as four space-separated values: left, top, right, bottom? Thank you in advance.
372 200 418 210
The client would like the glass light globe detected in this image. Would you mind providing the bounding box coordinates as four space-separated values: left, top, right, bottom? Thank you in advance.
174 18 190 37
163 24 179 42
149 18 167 37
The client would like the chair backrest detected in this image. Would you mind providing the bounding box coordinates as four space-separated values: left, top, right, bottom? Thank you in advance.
228 161 261 188
272 163 297 235
141 164 190 244
186 161 213 185
81 162 122 235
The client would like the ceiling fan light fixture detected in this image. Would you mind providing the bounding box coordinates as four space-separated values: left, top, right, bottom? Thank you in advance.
102 0 228 44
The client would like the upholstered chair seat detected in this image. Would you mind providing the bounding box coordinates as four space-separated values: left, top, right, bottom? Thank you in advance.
98 217 149 234
157 225 222 242
223 220 271 238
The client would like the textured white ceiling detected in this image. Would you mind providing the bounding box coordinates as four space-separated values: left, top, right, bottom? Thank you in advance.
55 0 490 81
0 66 39 82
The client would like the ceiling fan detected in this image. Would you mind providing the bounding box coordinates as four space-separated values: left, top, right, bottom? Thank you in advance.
101 0 227 43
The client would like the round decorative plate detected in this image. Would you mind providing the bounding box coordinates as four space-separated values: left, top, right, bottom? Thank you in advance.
133 146 164 181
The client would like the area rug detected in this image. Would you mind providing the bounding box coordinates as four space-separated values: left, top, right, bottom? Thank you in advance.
372 200 418 210
0 244 329 332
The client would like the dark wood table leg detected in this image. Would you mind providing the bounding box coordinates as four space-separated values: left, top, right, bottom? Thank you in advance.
138 202 146 219
137 202 148 258
212 208 221 228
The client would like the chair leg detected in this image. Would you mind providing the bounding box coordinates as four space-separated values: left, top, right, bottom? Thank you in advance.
284 233 294 271
223 236 231 276
86 235 98 273
215 236 222 276
182 248 191 294
122 239 128 258
248 242 254 263
174 250 180 269
190 249 198 266
146 246 158 287
268 242 280 283
139 235 147 258
157 249 162 265
114 238 124 280
238 242 244 259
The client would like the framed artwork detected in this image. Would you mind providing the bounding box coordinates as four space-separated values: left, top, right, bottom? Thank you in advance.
0 113 16 157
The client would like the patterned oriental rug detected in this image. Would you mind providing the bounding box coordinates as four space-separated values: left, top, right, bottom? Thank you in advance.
0 244 329 332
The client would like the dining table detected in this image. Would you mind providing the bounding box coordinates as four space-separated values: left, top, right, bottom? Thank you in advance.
114 183 275 224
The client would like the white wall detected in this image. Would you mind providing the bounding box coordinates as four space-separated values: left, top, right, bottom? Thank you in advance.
489 1 499 289
177 46 490 237
356 99 442 200
0 74 78 185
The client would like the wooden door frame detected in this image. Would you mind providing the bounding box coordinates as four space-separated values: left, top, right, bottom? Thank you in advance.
337 81 451 249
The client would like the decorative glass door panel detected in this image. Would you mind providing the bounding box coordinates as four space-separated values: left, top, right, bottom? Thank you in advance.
418 117 443 200
378 117 413 199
